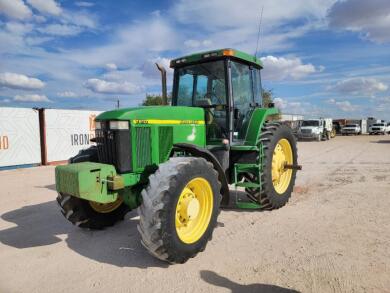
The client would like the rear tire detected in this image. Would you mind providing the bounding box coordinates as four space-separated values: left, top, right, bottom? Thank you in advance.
57 193 129 229
246 122 298 210
138 157 221 263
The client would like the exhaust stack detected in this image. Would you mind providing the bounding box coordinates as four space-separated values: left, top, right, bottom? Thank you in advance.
155 63 167 105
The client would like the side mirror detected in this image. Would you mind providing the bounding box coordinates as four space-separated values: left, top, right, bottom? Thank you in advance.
234 108 241 119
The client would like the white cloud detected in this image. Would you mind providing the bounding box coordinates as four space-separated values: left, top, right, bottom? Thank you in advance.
329 77 388 95
172 0 336 52
328 0 390 43
5 22 33 35
75 2 94 7
105 63 117 71
84 78 143 95
274 97 303 111
172 0 334 30
57 91 77 98
184 39 212 48
62 10 97 29
37 24 82 36
0 0 32 19
66 18 177 67
141 57 172 79
261 56 317 80
14 94 51 102
327 99 358 112
26 0 62 16
0 72 45 90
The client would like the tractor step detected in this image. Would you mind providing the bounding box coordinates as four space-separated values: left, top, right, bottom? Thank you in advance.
233 163 261 188
235 201 262 209
235 182 261 188
234 163 260 172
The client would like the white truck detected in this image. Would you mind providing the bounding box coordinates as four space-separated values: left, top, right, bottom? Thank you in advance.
341 124 361 135
369 122 389 135
298 118 333 141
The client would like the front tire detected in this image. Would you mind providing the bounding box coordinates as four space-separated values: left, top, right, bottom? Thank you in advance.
57 193 129 229
138 157 221 263
57 146 129 229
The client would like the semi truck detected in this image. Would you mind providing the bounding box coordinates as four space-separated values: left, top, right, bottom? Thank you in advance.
297 118 333 141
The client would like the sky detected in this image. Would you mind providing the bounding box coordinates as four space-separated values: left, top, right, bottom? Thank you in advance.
0 0 389 120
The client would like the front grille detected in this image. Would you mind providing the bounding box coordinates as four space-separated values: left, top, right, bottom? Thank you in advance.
158 126 173 163
95 121 132 173
135 127 152 169
301 129 311 134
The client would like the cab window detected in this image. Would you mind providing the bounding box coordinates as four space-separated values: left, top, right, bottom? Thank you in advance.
231 61 254 140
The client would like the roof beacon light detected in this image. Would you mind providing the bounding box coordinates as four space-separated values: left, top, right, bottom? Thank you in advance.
223 49 235 56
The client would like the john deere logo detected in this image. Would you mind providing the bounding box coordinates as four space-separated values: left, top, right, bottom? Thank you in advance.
0 135 9 150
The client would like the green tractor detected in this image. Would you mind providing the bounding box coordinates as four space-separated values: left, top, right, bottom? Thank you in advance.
55 48 300 263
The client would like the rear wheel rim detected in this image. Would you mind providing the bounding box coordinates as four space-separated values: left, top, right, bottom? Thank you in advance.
89 198 123 213
272 138 293 194
175 177 213 244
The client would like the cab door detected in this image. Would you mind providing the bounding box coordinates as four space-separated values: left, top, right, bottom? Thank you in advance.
230 61 256 142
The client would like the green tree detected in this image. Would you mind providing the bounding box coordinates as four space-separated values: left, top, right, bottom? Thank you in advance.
142 93 172 106
142 94 164 106
262 89 281 120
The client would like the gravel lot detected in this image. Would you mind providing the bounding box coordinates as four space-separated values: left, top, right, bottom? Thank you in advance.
1 135 389 293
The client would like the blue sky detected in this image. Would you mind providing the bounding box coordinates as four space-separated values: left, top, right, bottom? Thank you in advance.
0 0 389 120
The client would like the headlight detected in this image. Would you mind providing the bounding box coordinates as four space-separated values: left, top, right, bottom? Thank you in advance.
109 121 129 130
95 121 102 130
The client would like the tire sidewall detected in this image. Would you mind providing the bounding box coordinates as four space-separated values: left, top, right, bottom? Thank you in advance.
263 125 297 207
162 159 220 256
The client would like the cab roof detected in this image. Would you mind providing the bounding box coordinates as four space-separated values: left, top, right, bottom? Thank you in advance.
170 48 263 68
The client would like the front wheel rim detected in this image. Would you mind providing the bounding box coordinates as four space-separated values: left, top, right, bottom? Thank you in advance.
272 138 293 194
89 198 123 213
175 177 214 244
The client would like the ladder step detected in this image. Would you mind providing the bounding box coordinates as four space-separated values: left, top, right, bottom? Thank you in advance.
234 163 260 173
235 201 262 209
235 182 261 188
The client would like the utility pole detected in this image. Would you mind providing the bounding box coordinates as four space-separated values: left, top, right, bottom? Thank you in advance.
117 98 120 109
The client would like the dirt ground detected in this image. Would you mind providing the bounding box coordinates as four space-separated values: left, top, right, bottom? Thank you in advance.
0 135 389 293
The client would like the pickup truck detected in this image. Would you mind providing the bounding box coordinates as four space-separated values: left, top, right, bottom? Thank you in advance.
369 123 389 135
341 124 361 135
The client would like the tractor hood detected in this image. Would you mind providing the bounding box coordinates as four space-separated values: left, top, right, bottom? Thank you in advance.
96 106 205 122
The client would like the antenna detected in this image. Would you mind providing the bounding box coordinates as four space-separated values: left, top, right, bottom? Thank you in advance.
254 6 264 59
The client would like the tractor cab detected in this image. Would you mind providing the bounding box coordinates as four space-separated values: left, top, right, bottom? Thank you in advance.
170 49 264 145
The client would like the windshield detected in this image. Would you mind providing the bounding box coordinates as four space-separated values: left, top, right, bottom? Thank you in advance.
373 123 385 126
174 61 227 107
301 120 319 127
345 124 358 127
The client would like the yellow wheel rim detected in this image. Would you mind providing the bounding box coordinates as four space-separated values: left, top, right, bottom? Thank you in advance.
175 177 213 244
272 138 293 194
89 198 123 213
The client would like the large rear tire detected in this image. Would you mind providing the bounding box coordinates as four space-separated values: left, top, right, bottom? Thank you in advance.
246 122 298 210
138 157 221 263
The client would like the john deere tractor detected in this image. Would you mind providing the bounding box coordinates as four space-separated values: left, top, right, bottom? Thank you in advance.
55 48 300 263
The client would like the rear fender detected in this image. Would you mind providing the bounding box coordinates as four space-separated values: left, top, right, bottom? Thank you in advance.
244 108 279 145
